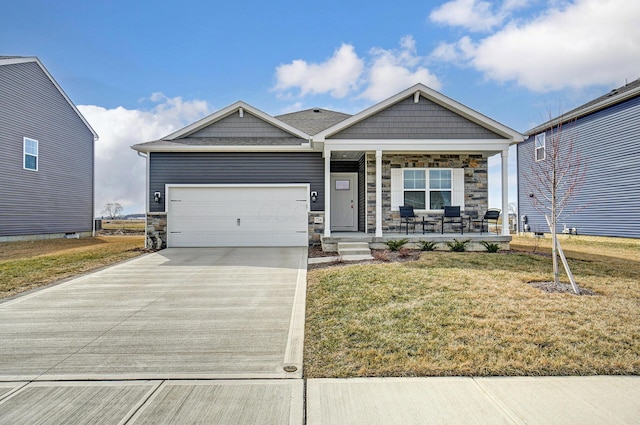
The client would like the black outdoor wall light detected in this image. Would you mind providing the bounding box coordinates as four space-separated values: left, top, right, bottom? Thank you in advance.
311 191 318 202
154 191 162 203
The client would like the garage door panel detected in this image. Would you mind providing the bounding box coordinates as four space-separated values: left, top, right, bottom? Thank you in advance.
168 186 308 247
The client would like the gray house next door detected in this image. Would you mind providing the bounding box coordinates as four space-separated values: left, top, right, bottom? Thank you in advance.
330 173 358 231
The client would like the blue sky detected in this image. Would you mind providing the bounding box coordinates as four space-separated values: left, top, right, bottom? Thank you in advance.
3 0 639 215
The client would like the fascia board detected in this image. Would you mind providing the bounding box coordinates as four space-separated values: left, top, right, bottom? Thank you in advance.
1 57 99 141
525 86 640 136
163 101 311 140
315 83 523 142
130 144 314 153
322 138 512 153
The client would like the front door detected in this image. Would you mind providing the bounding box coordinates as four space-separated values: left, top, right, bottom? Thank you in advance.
330 173 358 231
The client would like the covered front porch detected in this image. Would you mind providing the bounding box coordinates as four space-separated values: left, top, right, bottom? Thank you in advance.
320 146 512 244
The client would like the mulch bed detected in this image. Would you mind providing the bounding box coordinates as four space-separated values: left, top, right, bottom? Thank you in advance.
527 281 595 296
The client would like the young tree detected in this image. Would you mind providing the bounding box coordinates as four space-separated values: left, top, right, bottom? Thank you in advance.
524 117 586 293
102 202 123 219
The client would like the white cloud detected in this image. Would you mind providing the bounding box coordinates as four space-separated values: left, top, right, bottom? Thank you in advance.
273 44 364 98
430 0 507 32
430 36 476 64
360 36 441 102
273 36 439 102
433 0 640 91
79 95 210 216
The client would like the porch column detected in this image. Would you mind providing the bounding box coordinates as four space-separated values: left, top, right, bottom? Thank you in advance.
501 148 510 236
375 150 383 237
324 150 331 237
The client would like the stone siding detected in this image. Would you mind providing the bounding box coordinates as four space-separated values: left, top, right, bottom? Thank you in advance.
366 153 488 234
146 213 167 249
308 211 325 246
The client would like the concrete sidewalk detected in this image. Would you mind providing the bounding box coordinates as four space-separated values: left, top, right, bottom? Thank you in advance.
307 376 640 424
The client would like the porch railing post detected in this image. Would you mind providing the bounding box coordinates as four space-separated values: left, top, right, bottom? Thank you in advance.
501 148 510 236
375 150 383 237
324 150 331 237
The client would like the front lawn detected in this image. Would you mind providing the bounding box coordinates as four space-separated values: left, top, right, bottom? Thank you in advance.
304 235 640 377
0 236 145 299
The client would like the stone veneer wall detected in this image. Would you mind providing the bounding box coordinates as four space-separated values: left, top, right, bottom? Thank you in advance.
366 153 488 233
308 211 325 246
146 212 167 249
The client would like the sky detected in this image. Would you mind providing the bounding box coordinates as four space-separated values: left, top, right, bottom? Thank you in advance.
2 0 639 216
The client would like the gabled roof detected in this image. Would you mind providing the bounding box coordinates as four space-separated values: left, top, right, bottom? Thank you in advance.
0 56 98 140
315 83 523 142
276 108 351 135
162 101 311 141
526 79 640 136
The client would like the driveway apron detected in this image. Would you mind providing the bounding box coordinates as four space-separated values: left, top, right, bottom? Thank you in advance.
0 247 306 424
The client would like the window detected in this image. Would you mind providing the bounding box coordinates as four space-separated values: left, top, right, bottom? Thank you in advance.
428 169 452 209
403 169 426 209
400 168 454 210
535 133 545 161
23 137 38 171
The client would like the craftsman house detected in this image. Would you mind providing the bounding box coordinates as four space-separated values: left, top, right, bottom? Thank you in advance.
132 84 523 249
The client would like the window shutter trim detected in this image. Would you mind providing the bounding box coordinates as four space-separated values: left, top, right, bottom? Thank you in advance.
452 168 465 210
391 168 402 211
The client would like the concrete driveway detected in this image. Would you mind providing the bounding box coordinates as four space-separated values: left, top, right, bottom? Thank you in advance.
0 247 306 424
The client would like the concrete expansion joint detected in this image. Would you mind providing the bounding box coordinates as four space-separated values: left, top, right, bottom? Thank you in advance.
471 378 524 425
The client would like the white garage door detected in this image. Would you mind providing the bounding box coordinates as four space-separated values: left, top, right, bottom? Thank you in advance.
167 185 309 247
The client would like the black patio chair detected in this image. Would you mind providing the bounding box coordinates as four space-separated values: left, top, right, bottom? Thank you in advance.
399 205 417 235
481 209 501 234
441 206 464 234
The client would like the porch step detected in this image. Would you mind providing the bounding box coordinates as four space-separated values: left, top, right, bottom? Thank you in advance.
337 242 373 261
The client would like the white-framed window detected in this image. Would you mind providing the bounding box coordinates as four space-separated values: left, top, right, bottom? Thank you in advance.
391 168 464 211
23 137 38 171
535 133 545 161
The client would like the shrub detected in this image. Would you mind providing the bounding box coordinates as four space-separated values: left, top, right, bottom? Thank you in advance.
481 241 501 253
419 240 437 251
398 247 412 258
446 239 470 252
385 239 408 252
372 250 390 261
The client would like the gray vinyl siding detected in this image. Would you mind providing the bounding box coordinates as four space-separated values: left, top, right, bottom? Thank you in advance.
0 62 95 237
189 111 293 138
149 152 325 212
518 95 640 238
330 96 504 140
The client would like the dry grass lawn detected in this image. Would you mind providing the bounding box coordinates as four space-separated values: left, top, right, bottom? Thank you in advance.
101 219 146 231
305 235 640 377
0 236 145 299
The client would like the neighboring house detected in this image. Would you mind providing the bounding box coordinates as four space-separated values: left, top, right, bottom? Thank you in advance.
518 79 640 238
132 84 522 249
0 56 98 241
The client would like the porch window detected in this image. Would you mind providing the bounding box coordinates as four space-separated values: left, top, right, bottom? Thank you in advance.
535 133 545 161
428 169 452 209
403 169 426 209
392 168 464 211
